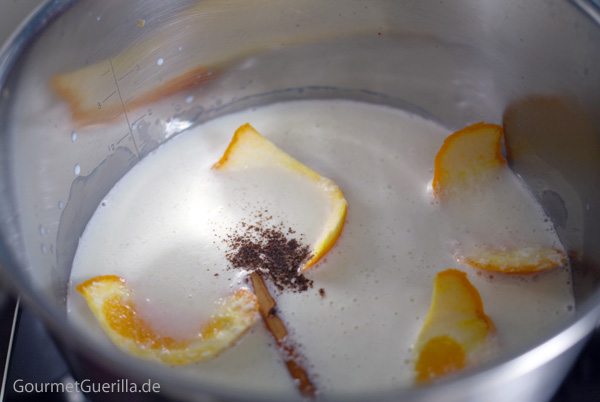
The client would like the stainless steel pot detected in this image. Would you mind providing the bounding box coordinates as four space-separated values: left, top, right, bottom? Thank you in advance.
1 0 600 401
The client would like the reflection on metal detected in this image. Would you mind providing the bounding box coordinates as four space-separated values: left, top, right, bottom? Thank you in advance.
0 297 19 402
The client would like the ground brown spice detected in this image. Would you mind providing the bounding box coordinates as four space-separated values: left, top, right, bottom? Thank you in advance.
221 212 317 396
223 217 314 293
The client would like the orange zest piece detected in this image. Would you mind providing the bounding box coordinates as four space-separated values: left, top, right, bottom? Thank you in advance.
461 245 567 274
76 275 259 364
415 335 466 382
432 122 506 201
414 269 495 383
433 122 565 274
213 123 347 270
51 63 216 127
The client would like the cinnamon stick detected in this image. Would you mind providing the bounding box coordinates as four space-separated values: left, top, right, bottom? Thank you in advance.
250 271 316 398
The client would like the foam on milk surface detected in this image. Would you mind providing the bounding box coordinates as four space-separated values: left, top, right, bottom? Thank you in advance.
67 99 573 395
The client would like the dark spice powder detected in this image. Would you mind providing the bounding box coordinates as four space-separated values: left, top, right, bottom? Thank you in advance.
223 217 314 293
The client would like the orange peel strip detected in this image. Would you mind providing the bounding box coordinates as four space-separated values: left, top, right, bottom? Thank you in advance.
51 63 216 127
433 122 565 274
76 275 259 364
414 269 495 383
415 335 466 382
461 245 567 274
213 123 347 270
432 122 506 201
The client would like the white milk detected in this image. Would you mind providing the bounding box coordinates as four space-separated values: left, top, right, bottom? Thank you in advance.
67 99 573 396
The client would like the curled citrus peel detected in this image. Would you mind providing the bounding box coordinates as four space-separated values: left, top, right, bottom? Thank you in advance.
76 275 259 364
460 245 567 274
212 123 347 270
51 64 216 127
433 122 566 274
414 269 495 383
432 122 506 201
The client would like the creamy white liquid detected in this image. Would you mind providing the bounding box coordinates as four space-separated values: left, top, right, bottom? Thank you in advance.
67 99 573 396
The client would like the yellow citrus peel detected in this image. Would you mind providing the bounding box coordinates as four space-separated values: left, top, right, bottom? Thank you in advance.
51 65 215 127
461 245 567 274
432 122 506 201
433 122 566 273
414 269 495 383
76 275 259 364
212 123 347 270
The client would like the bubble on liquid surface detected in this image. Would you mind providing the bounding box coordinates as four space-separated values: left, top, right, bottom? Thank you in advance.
71 131 77 142
157 58 164 66
74 164 81 176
